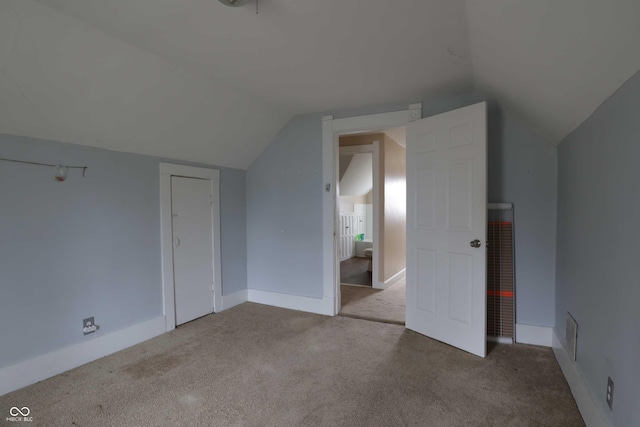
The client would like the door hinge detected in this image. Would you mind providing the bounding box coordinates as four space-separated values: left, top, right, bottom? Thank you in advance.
209 194 213 206
211 283 215 292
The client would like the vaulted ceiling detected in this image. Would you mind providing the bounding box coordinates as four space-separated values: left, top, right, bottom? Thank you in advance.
1 0 639 169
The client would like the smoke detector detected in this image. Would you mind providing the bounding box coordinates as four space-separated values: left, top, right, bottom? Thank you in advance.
218 0 249 6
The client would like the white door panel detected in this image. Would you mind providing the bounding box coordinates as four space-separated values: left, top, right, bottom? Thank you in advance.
339 212 365 261
406 102 487 357
171 176 214 325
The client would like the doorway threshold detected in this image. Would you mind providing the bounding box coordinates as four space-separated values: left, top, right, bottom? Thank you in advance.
339 280 406 326
338 312 405 326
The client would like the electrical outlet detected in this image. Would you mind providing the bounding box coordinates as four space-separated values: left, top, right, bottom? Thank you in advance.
606 377 614 410
83 317 97 335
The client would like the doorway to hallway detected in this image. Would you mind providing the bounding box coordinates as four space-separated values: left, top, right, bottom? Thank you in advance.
339 279 406 325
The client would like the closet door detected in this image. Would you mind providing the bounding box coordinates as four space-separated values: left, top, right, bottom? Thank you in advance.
171 176 214 325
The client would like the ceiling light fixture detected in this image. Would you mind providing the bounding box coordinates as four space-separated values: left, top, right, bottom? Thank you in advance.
218 0 258 13
218 0 246 5
54 165 69 182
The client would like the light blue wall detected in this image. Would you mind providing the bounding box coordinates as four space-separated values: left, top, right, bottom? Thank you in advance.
247 92 558 327
556 71 640 427
218 167 247 295
487 104 558 326
0 134 247 370
246 114 324 297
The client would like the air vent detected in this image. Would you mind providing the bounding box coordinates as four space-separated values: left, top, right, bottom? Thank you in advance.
566 312 578 362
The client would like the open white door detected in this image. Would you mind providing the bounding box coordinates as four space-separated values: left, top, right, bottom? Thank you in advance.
406 102 487 357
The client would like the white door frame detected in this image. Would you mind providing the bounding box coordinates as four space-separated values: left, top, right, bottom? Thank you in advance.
160 163 223 332
322 104 422 315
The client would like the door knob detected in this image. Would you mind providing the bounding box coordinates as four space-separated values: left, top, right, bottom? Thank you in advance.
470 239 481 248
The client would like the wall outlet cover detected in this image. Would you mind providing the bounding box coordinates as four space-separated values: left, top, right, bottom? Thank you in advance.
83 317 95 335
606 377 614 410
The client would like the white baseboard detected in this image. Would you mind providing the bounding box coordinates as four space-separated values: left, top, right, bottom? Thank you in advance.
373 268 406 290
383 268 406 287
552 329 611 427
247 289 333 316
0 316 166 396
340 283 371 288
515 323 553 347
221 289 248 311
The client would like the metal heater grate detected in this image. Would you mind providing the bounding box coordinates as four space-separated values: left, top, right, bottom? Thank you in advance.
487 203 515 342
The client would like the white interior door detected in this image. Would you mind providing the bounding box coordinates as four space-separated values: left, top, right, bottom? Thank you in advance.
171 176 214 325
406 102 487 357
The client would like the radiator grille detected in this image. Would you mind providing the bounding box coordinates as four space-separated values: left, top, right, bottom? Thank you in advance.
487 206 515 340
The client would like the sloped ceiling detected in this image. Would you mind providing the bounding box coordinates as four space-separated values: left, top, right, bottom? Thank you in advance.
1 0 639 169
340 153 373 197
466 0 640 143
0 0 294 169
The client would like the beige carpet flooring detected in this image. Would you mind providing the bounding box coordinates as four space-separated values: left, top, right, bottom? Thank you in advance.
0 303 584 427
340 279 406 324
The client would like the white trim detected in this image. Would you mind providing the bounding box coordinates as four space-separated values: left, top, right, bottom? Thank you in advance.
487 336 513 344
322 116 337 314
248 289 333 316
221 289 249 310
0 316 165 396
382 268 406 288
552 329 611 427
371 140 382 289
160 163 223 332
487 203 513 210
332 107 421 133
515 324 553 347
323 104 422 315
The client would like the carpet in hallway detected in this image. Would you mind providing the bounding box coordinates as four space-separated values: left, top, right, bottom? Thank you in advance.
340 278 405 325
